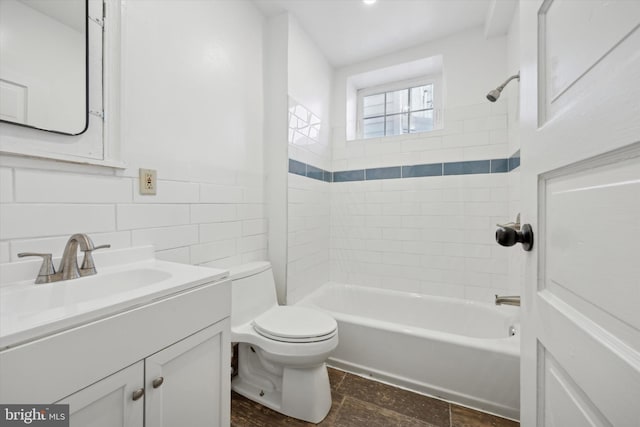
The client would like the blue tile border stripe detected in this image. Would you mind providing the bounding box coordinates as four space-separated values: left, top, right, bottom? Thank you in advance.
288 159 306 177
334 170 364 182
402 163 442 178
508 149 521 172
289 150 520 183
366 166 401 180
288 159 333 182
443 160 490 175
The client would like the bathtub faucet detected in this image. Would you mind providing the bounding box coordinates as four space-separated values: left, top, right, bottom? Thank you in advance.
495 295 520 306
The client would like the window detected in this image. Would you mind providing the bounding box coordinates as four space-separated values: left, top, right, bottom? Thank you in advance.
357 77 441 139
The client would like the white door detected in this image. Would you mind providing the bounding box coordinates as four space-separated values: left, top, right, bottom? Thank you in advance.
57 361 144 427
145 321 230 427
519 0 640 426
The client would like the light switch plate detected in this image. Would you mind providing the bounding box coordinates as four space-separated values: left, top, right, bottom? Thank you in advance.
139 168 157 195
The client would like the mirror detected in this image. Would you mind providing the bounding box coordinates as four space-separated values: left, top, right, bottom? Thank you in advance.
0 0 88 135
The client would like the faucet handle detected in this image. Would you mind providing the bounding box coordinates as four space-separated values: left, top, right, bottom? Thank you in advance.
80 244 111 272
17 253 56 284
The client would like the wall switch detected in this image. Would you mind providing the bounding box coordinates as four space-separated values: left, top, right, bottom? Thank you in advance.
139 168 157 195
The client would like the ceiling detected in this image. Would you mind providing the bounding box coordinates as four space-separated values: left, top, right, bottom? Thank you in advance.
253 0 495 68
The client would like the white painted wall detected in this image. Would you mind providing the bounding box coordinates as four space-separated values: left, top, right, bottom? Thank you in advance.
287 18 333 170
329 26 519 302
332 27 508 170
286 16 332 303
0 0 267 269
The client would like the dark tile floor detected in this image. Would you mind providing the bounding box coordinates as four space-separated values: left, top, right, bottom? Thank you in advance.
231 368 519 427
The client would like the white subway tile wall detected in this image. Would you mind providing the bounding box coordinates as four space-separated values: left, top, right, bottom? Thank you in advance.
287 173 330 304
287 99 331 303
329 102 518 302
0 168 267 266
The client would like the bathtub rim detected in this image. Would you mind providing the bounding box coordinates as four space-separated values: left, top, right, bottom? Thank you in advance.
298 282 520 357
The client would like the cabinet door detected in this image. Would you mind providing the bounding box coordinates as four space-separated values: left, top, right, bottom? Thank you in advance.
145 320 230 427
57 361 144 427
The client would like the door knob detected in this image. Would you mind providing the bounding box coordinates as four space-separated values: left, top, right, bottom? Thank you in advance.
496 224 534 251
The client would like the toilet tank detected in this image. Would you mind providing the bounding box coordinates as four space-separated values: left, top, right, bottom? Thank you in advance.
229 261 278 328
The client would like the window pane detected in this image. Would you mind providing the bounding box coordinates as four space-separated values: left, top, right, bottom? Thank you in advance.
363 116 385 138
385 114 408 136
410 85 433 111
363 94 385 118
409 110 434 133
385 89 408 114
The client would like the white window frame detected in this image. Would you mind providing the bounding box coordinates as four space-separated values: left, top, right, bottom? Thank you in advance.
356 74 443 140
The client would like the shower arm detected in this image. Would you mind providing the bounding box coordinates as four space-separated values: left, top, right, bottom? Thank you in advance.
495 73 520 92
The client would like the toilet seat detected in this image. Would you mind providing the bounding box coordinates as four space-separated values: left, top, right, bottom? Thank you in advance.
252 306 337 343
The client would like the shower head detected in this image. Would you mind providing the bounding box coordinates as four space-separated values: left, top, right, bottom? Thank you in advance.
486 89 501 102
486 72 520 102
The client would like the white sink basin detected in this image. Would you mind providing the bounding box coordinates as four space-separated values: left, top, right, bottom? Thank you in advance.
0 246 228 349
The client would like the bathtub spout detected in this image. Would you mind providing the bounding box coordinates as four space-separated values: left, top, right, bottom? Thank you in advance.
495 295 520 306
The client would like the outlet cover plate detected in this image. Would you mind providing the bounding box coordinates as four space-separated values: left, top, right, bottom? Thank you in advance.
139 168 157 195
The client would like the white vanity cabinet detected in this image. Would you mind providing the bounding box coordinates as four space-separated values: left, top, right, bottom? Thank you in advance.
144 321 229 427
57 320 229 427
58 361 145 427
0 256 231 427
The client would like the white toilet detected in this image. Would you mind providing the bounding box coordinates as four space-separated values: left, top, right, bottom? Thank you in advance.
229 261 338 423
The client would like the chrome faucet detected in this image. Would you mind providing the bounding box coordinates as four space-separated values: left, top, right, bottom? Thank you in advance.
18 233 110 284
495 295 520 306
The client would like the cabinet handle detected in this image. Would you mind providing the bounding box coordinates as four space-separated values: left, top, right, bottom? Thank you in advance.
132 388 144 401
152 377 164 388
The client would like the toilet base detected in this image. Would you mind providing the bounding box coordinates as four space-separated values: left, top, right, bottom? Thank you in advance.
232 343 332 423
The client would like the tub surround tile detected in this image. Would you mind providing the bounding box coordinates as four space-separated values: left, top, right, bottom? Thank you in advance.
508 150 521 172
490 158 509 173
365 167 401 181
307 165 325 181
289 159 307 177
289 159 333 183
334 170 365 182
290 157 513 184
402 163 443 178
444 160 491 176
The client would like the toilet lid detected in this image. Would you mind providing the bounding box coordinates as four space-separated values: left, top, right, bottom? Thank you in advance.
252 307 337 343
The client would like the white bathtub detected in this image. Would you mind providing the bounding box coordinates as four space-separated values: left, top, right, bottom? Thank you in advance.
297 283 520 420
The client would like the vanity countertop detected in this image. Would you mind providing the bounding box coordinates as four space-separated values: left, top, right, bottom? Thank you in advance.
0 246 228 350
